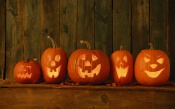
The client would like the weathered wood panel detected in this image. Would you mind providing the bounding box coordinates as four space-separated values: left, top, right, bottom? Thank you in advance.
0 85 175 109
0 0 5 80
168 0 175 80
113 0 131 51
94 0 113 57
131 0 150 59
60 0 77 57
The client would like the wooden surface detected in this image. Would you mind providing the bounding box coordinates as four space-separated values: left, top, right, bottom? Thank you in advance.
0 83 175 109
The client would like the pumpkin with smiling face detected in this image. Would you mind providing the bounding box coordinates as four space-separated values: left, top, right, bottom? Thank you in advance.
41 36 68 83
111 46 133 85
135 43 170 86
68 40 110 85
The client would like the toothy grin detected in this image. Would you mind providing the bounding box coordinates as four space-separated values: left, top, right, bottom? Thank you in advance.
144 68 165 78
46 65 61 78
17 73 32 78
115 66 129 78
78 64 101 78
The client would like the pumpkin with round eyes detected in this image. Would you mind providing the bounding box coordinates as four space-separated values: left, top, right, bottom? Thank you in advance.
135 43 170 86
41 36 68 83
68 40 110 85
110 46 133 85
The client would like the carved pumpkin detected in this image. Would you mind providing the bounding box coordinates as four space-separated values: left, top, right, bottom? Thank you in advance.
68 40 110 84
135 43 170 86
14 58 41 84
41 36 67 83
110 46 133 85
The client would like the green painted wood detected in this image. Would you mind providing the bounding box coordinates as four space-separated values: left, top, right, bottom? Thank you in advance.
6 0 25 80
41 0 60 56
168 0 175 81
0 0 5 80
94 0 113 57
60 0 77 57
113 0 131 52
150 0 168 52
131 0 150 59
77 0 95 49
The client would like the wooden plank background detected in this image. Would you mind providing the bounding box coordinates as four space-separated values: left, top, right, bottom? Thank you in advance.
1 0 175 81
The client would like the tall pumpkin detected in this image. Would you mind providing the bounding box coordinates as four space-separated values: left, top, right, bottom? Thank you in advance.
68 40 110 84
41 36 68 83
135 43 170 86
110 46 133 85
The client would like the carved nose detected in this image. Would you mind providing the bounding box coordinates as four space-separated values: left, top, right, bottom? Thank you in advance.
150 64 157 69
51 61 56 67
85 61 91 66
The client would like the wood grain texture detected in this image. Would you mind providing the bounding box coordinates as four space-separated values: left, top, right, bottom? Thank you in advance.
0 0 5 80
113 0 131 52
94 0 113 57
0 85 175 109
131 0 150 59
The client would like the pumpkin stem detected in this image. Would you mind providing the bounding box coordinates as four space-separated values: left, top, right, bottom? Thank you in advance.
47 36 57 48
148 43 154 50
80 40 91 50
27 58 37 62
120 45 123 50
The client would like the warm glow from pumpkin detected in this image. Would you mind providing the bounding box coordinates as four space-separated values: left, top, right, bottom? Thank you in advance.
46 66 61 78
17 65 32 79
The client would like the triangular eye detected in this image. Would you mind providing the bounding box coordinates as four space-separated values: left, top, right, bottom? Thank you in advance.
116 56 120 62
144 57 150 63
79 54 86 60
55 55 61 62
123 55 127 62
157 58 164 64
92 54 98 61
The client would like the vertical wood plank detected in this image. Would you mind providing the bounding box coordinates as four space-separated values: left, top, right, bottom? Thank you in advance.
168 0 175 81
0 0 5 80
77 0 95 49
131 0 150 59
94 0 113 57
113 0 131 51
60 0 77 57
41 0 60 55
150 0 168 52
6 0 25 80
23 0 42 61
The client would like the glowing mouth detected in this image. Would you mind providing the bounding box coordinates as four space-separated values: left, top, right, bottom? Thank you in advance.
144 68 164 78
17 73 32 78
115 66 129 78
46 65 61 78
78 64 101 78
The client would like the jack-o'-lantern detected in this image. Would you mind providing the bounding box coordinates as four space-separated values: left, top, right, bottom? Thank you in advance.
68 40 110 84
135 43 170 86
14 58 41 84
41 36 67 83
110 46 133 85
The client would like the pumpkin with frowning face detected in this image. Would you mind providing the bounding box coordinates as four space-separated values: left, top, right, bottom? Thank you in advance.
68 40 110 84
41 36 67 83
135 43 170 86
110 46 133 85
14 58 41 84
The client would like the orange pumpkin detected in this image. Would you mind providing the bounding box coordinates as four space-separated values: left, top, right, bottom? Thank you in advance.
41 36 67 83
68 40 110 84
135 43 170 86
110 46 133 85
14 58 41 84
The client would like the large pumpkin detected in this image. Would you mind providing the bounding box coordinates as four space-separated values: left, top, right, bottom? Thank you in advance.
135 43 170 86
110 46 133 85
41 36 67 83
68 40 110 84
14 58 41 84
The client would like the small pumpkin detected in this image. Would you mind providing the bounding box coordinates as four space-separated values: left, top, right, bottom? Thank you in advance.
41 36 68 83
135 43 170 86
110 46 133 85
68 40 110 84
14 58 41 84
